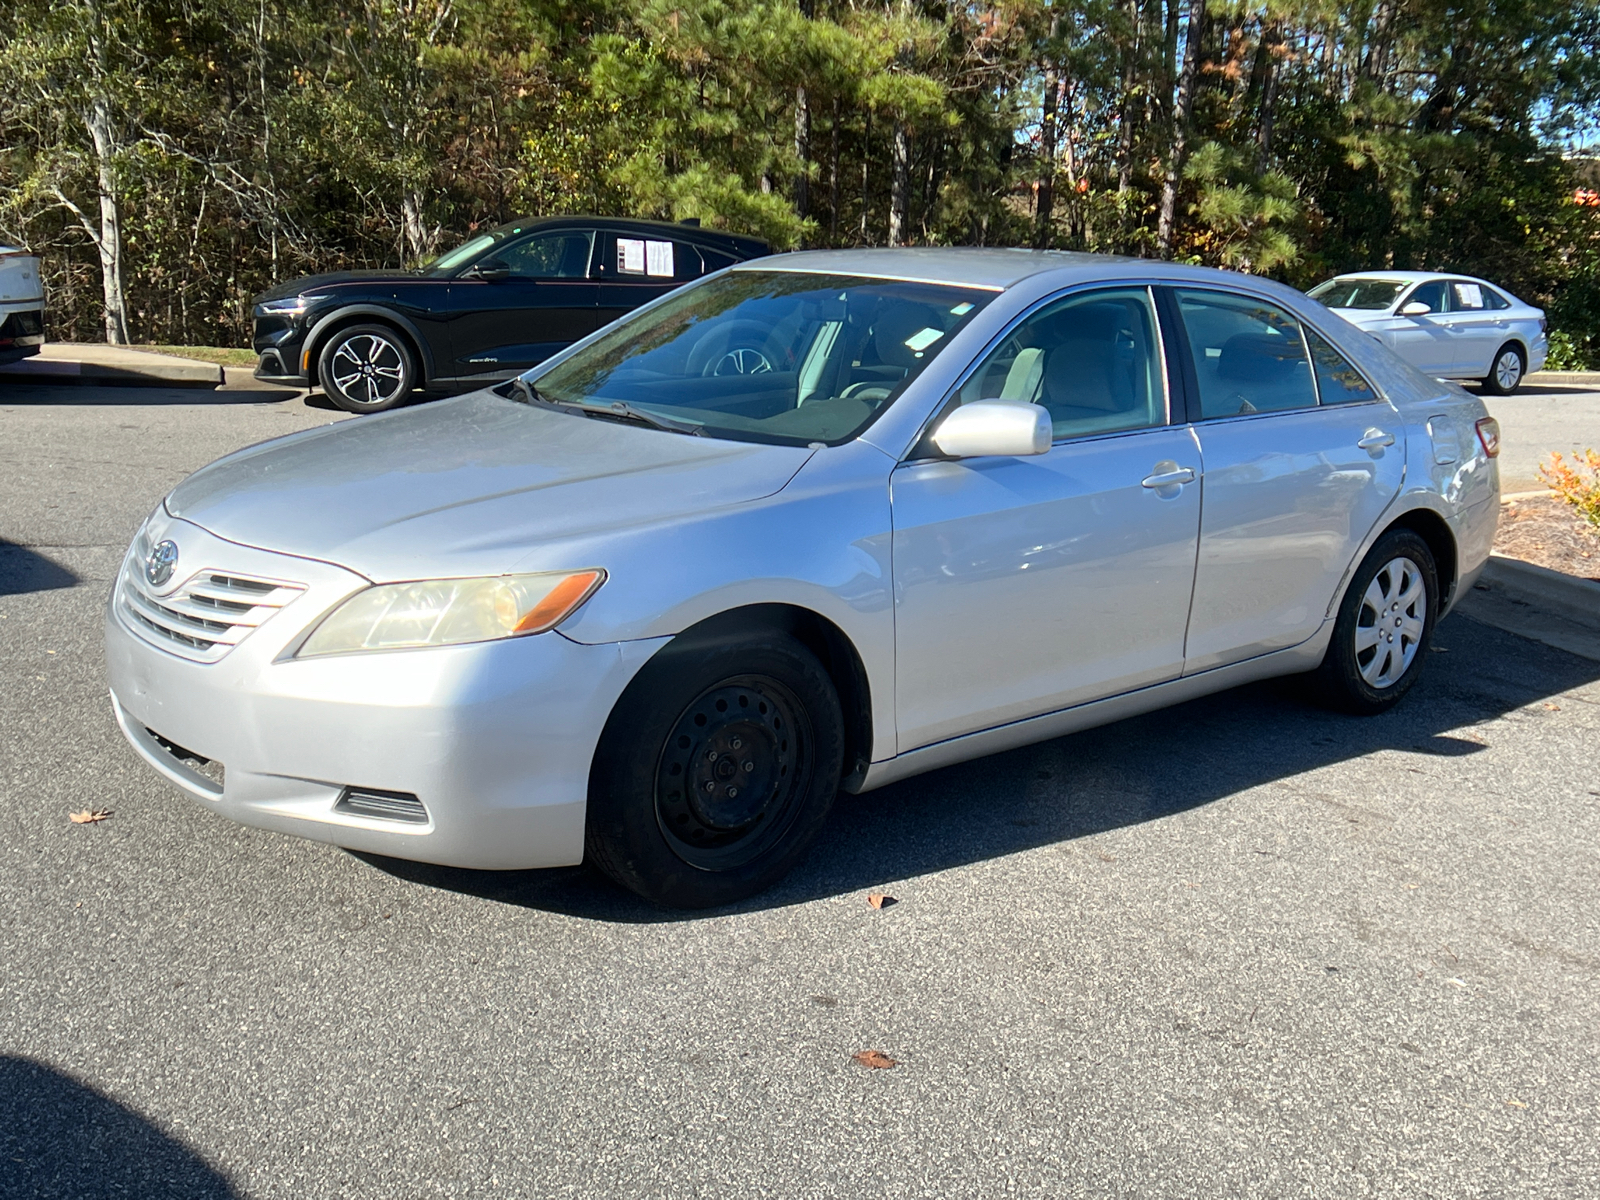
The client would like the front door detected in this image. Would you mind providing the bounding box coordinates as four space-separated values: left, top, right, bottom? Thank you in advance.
1436 279 1503 378
1388 279 1457 375
892 286 1203 752
444 229 598 380
1170 287 1407 673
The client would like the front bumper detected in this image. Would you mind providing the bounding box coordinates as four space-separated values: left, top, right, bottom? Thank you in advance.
253 345 309 387
106 516 666 870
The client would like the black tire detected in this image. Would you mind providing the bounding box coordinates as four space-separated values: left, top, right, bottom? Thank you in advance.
585 632 845 908
1479 341 1525 396
1311 528 1438 715
318 323 418 413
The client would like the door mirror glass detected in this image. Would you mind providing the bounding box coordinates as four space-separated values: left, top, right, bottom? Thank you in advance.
472 259 511 282
1174 289 1320 418
931 400 1052 458
1400 301 1431 316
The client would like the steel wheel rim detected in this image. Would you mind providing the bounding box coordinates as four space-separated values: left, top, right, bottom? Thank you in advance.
1494 349 1522 390
654 674 811 871
330 334 406 405
1355 555 1426 689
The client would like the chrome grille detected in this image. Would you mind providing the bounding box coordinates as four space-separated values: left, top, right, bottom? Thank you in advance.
118 556 306 663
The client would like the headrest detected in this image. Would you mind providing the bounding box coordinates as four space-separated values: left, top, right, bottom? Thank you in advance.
1042 340 1119 411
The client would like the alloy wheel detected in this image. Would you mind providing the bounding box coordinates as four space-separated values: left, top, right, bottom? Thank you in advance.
1493 348 1523 391
330 333 407 406
1354 555 1426 689
711 347 774 376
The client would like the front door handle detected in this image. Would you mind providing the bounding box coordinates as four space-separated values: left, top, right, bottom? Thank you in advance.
1141 465 1197 489
1358 429 1396 451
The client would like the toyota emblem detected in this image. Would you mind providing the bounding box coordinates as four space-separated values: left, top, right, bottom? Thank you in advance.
146 539 180 588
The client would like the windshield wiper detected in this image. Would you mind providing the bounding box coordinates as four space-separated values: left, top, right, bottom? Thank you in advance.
507 378 704 436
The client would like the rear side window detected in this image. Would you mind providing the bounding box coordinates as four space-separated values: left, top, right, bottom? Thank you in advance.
1450 281 1488 310
596 233 702 282
1481 287 1512 311
1174 290 1319 418
1305 327 1377 404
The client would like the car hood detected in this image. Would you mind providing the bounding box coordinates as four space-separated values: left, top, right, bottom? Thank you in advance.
253 270 423 304
165 391 816 581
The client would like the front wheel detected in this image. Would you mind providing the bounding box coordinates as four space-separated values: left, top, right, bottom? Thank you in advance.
1310 529 1438 715
1480 342 1525 395
585 633 844 908
318 324 418 413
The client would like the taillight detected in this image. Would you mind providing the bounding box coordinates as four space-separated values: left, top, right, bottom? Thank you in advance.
1475 417 1501 458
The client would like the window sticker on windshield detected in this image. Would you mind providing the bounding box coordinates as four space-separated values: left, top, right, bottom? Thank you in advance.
904 327 944 354
646 240 675 277
1454 282 1484 309
617 238 647 274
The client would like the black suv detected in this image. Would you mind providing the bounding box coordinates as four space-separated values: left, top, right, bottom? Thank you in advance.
252 217 770 412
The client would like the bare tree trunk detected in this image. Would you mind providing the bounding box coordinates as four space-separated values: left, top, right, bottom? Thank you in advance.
85 95 129 344
859 109 871 245
400 191 432 267
829 97 840 241
795 84 811 227
1157 0 1205 256
1117 0 1138 194
1035 11 1061 248
1254 20 1282 172
888 121 910 246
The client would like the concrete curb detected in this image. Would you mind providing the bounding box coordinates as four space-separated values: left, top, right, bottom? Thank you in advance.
1528 370 1600 386
1457 553 1600 662
0 344 223 388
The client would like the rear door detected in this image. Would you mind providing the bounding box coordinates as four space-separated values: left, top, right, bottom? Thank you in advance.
1168 287 1406 673
1437 279 1502 377
444 229 598 379
593 232 709 329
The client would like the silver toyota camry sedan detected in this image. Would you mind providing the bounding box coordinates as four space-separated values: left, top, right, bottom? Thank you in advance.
107 250 1501 907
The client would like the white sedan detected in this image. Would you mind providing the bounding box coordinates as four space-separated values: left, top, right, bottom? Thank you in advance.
1309 271 1547 394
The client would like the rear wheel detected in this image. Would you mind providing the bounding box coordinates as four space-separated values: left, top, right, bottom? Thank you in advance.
318 324 417 413
1480 342 1525 395
585 633 844 908
1311 528 1438 714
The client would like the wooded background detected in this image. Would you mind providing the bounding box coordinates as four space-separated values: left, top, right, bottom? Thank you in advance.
3 0 1598 364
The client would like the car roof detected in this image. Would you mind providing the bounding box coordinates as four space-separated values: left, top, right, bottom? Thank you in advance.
1327 270 1491 284
727 247 1309 292
487 215 769 256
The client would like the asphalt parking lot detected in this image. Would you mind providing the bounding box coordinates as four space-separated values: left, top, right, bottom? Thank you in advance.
3 377 1600 1198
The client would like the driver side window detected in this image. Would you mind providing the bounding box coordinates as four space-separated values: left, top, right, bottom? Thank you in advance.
955 287 1165 440
499 231 594 279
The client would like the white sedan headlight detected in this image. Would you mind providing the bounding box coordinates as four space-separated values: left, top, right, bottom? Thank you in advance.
296 570 604 658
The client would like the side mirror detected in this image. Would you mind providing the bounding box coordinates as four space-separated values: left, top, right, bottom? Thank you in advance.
930 400 1052 459
1400 301 1431 316
471 259 511 282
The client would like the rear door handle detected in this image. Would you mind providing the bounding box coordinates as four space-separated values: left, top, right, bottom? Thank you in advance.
1357 429 1395 450
1141 465 1197 489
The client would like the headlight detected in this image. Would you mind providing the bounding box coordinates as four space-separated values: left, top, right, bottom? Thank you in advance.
254 295 322 318
296 570 605 658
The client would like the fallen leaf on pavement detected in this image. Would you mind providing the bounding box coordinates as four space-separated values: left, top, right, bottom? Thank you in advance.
1543 703 1560 711
853 1050 896 1070
69 809 113 824
1505 1098 1528 1109
1444 977 1468 988
866 893 895 910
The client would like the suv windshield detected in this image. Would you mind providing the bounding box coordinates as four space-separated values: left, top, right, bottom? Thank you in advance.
524 271 996 445
419 229 510 276
1307 278 1409 310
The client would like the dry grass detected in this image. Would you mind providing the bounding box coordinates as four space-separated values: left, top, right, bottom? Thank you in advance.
132 345 259 368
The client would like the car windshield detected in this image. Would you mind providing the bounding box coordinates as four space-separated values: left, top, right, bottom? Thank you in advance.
523 271 996 446
418 231 506 276
1307 278 1409 310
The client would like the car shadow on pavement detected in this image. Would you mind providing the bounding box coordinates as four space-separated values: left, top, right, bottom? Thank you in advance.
356 613 1600 922
0 540 79 597
0 1056 238 1199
